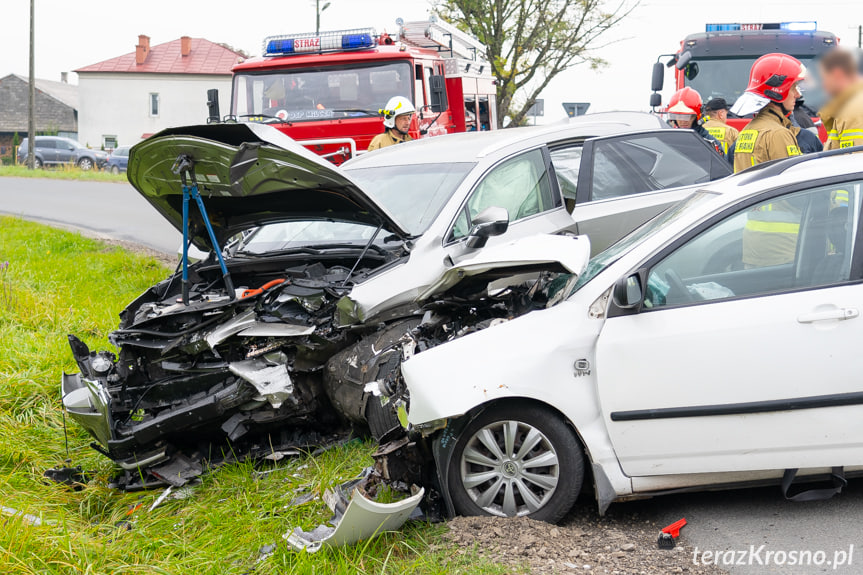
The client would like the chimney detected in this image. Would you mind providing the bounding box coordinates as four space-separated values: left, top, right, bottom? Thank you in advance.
60 72 68 84
181 36 192 57
136 34 150 65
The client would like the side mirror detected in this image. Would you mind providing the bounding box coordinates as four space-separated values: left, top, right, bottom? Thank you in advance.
466 206 509 249
429 75 448 114
675 50 692 70
612 272 644 310
650 62 665 92
207 88 221 124
649 92 662 108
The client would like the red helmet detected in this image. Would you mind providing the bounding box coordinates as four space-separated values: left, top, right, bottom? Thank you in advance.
731 53 806 116
667 87 703 120
745 53 806 102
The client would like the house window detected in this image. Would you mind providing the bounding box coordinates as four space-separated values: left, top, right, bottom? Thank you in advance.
149 93 160 117
103 135 118 150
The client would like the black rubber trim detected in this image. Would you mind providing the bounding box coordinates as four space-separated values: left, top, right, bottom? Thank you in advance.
610 391 863 422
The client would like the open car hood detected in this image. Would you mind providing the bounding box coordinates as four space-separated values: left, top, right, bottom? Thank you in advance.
127 123 408 250
418 234 591 301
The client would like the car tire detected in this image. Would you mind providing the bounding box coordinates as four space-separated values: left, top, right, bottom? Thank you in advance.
111 165 120 175
32 157 42 169
365 391 403 439
78 157 94 171
447 402 584 523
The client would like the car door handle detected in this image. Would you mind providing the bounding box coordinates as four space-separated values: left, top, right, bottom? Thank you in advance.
797 308 859 323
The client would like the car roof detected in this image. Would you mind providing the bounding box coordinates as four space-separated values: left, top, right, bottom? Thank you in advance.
343 111 668 169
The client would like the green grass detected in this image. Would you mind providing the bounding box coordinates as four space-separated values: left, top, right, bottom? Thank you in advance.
0 165 127 183
0 217 517 575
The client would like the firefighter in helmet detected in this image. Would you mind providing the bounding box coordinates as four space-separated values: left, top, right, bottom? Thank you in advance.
666 87 722 149
730 53 805 173
368 96 416 151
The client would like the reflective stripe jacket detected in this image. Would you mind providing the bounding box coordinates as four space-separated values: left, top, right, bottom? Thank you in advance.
820 81 863 151
703 118 740 155
367 130 412 151
733 105 801 173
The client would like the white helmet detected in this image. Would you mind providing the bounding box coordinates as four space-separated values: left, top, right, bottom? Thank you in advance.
380 96 416 129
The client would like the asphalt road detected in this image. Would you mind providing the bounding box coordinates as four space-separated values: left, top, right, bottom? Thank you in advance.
0 177 181 254
3 176 862 574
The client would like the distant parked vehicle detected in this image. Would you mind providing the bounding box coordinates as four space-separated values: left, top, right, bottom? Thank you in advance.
17 136 108 170
105 146 130 174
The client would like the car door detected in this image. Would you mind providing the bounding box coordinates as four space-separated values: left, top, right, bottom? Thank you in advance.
37 139 57 164
595 179 863 477
555 130 731 255
54 139 74 164
444 147 575 258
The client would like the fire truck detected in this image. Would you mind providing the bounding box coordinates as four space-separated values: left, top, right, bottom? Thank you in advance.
650 22 838 138
211 17 497 164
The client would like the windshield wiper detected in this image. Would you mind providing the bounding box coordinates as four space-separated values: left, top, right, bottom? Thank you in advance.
330 108 379 117
236 243 394 258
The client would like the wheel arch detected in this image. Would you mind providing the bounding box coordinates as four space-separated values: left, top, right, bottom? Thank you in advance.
431 395 610 516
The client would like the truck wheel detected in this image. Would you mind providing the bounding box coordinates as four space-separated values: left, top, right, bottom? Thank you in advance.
447 402 584 523
78 157 94 171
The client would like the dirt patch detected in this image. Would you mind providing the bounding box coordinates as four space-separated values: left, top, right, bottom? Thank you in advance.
443 508 727 574
99 238 176 268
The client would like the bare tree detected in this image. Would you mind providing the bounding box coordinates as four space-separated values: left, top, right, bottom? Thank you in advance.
436 0 637 127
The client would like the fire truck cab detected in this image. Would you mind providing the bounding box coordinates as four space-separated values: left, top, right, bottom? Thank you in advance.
650 22 837 136
226 17 497 163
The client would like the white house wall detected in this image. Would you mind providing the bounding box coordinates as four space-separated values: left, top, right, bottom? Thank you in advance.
77 73 231 148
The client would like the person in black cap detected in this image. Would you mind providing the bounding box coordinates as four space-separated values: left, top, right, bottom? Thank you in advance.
702 98 739 155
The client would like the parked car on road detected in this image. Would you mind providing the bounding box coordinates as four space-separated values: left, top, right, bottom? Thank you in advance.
60 117 730 489
105 146 130 174
18 136 108 170
383 148 863 523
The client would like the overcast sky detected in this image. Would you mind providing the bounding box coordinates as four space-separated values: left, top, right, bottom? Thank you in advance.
2 0 862 122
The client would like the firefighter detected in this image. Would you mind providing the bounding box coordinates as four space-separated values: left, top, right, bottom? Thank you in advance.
702 98 739 155
666 87 722 149
730 53 805 173
818 48 863 150
368 96 416 151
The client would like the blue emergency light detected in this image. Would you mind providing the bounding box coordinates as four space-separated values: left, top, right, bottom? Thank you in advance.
705 21 817 32
263 28 377 56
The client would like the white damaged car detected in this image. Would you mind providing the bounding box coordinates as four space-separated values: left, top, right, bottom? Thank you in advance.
376 149 863 522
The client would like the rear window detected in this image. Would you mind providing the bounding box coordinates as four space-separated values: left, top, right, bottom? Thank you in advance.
37 139 56 149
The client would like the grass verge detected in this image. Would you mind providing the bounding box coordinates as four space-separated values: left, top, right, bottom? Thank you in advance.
0 217 518 575
0 165 127 183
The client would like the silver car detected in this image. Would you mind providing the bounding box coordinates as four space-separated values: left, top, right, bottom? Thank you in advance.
61 117 729 488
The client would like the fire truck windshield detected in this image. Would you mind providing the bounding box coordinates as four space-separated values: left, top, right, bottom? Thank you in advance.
684 56 826 115
232 61 413 123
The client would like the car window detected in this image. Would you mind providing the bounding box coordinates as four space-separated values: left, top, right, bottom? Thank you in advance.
588 133 715 202
37 140 56 149
549 145 583 202
450 149 555 241
345 162 474 236
644 182 860 309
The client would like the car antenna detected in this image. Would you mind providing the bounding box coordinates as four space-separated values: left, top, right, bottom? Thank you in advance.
341 220 384 288
171 154 236 305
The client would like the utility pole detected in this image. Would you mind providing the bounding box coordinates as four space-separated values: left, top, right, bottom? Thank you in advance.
859 24 862 49
315 0 331 35
27 0 35 169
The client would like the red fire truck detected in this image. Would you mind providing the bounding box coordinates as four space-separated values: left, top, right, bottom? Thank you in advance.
215 17 497 164
650 22 838 138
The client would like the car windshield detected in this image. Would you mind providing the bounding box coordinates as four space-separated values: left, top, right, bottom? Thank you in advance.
236 220 392 255
232 61 413 122
685 56 826 113
345 162 475 236
566 191 717 296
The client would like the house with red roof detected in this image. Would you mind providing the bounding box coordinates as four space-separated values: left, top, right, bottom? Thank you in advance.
75 35 243 149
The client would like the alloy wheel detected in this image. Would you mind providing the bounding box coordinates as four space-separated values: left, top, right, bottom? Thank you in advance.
459 419 560 517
